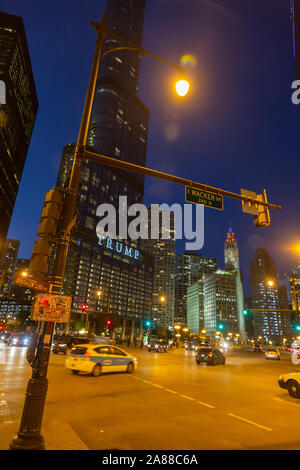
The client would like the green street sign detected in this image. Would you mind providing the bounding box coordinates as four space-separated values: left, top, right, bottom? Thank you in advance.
185 187 224 211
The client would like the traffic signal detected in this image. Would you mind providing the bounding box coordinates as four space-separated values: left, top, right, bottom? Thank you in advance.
29 239 53 279
29 187 63 279
294 324 300 332
241 189 271 228
243 309 248 316
106 319 112 327
81 304 88 312
37 187 63 239
253 190 271 228
144 320 152 328
217 321 225 331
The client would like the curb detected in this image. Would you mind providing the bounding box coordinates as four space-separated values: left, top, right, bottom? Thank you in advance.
43 420 89 450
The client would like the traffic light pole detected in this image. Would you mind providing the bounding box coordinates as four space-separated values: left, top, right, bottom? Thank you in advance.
9 16 107 451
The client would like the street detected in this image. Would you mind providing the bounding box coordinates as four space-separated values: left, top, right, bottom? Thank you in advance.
0 343 300 450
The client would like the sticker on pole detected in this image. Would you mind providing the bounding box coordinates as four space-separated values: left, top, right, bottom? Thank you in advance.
31 293 71 323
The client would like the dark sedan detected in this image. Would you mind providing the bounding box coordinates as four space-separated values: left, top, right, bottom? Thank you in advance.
52 336 90 354
148 340 168 352
195 347 225 366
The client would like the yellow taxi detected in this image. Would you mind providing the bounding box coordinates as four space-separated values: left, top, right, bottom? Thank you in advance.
65 343 137 376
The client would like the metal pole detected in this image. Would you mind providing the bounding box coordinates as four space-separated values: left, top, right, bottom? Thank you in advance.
9 15 107 451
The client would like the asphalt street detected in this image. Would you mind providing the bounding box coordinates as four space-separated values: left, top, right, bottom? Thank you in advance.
0 343 300 450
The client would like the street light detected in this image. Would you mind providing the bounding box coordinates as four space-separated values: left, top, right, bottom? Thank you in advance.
175 79 190 97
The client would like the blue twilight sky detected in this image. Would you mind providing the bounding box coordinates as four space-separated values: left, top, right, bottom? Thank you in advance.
2 0 300 295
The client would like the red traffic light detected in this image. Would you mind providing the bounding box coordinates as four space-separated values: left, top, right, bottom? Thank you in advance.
106 319 111 326
81 304 87 311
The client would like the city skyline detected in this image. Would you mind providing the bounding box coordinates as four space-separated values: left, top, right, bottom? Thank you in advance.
1 0 299 297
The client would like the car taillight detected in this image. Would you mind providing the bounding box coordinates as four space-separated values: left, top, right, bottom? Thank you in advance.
84 351 90 358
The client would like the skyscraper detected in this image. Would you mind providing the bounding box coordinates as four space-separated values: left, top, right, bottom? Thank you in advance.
250 248 291 341
224 227 245 339
0 239 20 296
291 0 300 81
203 270 239 337
176 251 217 324
0 13 38 258
141 210 176 328
56 0 150 331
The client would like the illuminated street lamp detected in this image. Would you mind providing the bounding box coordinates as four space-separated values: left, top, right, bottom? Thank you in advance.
175 79 190 97
21 271 28 277
267 280 274 287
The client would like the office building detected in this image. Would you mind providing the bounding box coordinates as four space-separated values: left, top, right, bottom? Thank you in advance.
141 210 176 328
176 251 217 324
63 236 153 334
203 270 239 337
186 279 204 334
0 12 38 258
250 248 291 341
0 239 20 296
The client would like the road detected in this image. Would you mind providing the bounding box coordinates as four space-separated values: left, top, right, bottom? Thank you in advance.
0 343 300 450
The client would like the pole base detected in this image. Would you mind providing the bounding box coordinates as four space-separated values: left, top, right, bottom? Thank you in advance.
9 433 45 450
9 376 48 450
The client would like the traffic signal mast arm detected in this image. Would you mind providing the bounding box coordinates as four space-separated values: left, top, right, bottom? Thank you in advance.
83 148 281 216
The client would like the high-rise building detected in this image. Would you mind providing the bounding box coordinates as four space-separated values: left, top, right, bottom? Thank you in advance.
186 279 204 334
203 270 239 337
0 13 38 258
224 227 245 340
291 0 300 81
290 262 300 329
141 210 175 328
175 251 217 324
56 0 150 331
0 239 20 296
250 248 291 341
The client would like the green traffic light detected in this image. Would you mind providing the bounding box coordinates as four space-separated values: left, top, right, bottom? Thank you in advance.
243 310 248 316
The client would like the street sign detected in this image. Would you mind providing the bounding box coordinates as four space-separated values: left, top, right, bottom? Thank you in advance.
31 293 71 323
185 186 223 211
13 273 49 292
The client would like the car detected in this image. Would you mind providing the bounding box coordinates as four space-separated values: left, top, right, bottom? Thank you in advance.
65 344 137 376
147 339 168 352
253 344 263 352
265 348 280 360
195 347 225 365
52 336 90 354
278 372 300 398
0 332 11 344
7 333 30 347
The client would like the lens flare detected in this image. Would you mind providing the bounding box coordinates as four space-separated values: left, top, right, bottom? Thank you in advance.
180 54 197 69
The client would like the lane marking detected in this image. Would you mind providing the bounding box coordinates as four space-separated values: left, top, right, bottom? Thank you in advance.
273 397 300 408
227 413 272 431
131 375 215 409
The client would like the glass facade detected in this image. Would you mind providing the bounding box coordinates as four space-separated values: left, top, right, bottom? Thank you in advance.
250 248 291 340
175 251 217 324
0 13 38 259
0 239 20 295
203 271 238 337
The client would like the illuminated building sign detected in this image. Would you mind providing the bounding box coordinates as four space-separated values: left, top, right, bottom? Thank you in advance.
98 235 140 260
